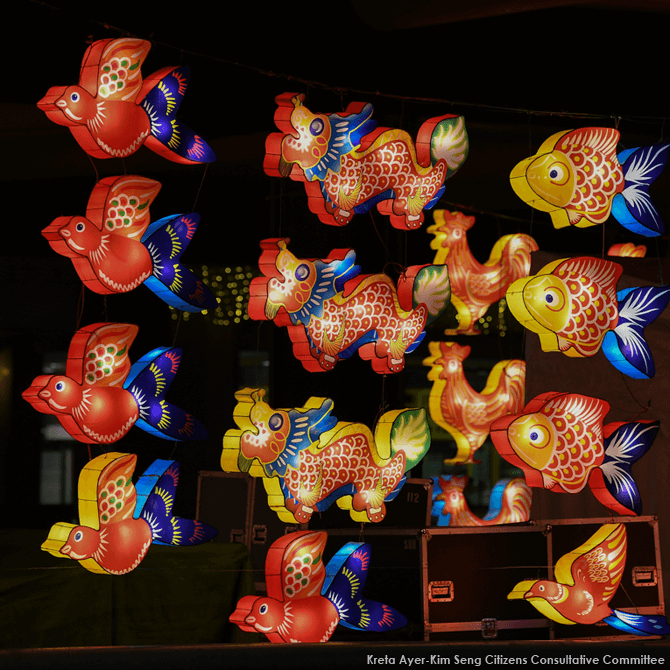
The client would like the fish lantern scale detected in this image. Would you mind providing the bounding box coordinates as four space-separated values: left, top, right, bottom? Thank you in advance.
37 37 216 164
22 322 207 444
505 256 670 379
265 93 468 230
510 127 669 237
509 523 669 636
222 388 431 524
42 175 217 312
229 530 407 642
249 238 451 374
42 452 217 575
490 391 659 516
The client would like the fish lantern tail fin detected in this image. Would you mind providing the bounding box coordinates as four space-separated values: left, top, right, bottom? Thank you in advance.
427 115 469 180
139 66 217 164
140 213 217 312
135 459 217 546
604 610 670 636
603 285 670 378
612 143 670 237
123 347 208 441
375 407 431 471
590 420 659 515
323 542 407 632
406 264 451 327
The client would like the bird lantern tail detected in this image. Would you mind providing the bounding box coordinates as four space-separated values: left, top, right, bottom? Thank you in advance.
124 347 208 441
139 66 217 164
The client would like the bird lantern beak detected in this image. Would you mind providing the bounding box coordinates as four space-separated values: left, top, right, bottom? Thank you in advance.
507 580 536 600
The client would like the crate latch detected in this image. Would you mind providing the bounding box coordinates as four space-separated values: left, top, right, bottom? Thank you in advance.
632 566 657 587
428 581 454 603
230 528 245 543
482 618 497 639
252 524 267 544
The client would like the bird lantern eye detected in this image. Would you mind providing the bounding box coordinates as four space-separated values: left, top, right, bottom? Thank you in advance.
55 381 65 392
259 603 268 615
538 584 545 592
70 92 80 103
75 222 85 233
74 530 83 542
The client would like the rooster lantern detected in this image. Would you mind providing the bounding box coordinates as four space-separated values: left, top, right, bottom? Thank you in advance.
37 37 216 164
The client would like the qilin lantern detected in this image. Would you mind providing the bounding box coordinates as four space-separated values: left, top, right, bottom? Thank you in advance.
42 453 217 575
37 37 216 164
490 391 659 516
424 341 526 464
427 210 538 334
222 388 430 524
22 322 207 444
510 127 669 237
249 238 450 374
264 92 468 230
505 256 670 379
431 475 531 527
42 175 217 312
229 530 407 643
509 523 669 636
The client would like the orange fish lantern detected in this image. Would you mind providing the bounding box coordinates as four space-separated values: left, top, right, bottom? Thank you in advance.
42 453 217 575
37 37 216 164
506 256 670 379
509 523 669 636
230 530 407 643
265 93 468 230
222 388 430 524
42 175 216 312
423 341 526 464
428 210 538 334
510 128 669 237
490 391 659 516
22 322 207 444
249 238 451 374
608 242 647 258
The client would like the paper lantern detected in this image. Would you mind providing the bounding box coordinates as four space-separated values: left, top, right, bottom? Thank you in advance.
505 256 670 379
510 128 669 237
427 210 538 334
431 475 531 527
264 92 468 230
230 530 407 643
37 37 216 164
42 453 217 575
22 322 207 444
423 341 526 464
42 175 217 312
249 238 450 374
222 388 430 523
608 242 647 258
490 391 659 516
509 523 669 636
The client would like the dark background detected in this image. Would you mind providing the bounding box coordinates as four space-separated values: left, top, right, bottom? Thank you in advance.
2 0 669 606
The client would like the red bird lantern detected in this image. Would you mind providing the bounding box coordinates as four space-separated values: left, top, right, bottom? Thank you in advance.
423 341 526 464
42 453 217 575
222 388 430 524
42 175 216 312
22 322 207 444
265 93 468 230
37 37 216 164
509 523 669 636
427 210 538 334
249 238 450 374
230 530 407 642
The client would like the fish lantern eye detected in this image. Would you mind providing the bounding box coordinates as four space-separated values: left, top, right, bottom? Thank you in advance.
528 425 550 449
55 381 65 392
309 118 325 136
268 413 283 431
548 162 569 186
295 264 310 281
76 222 85 233
543 288 565 312
259 603 268 615
73 530 83 542
70 92 80 103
